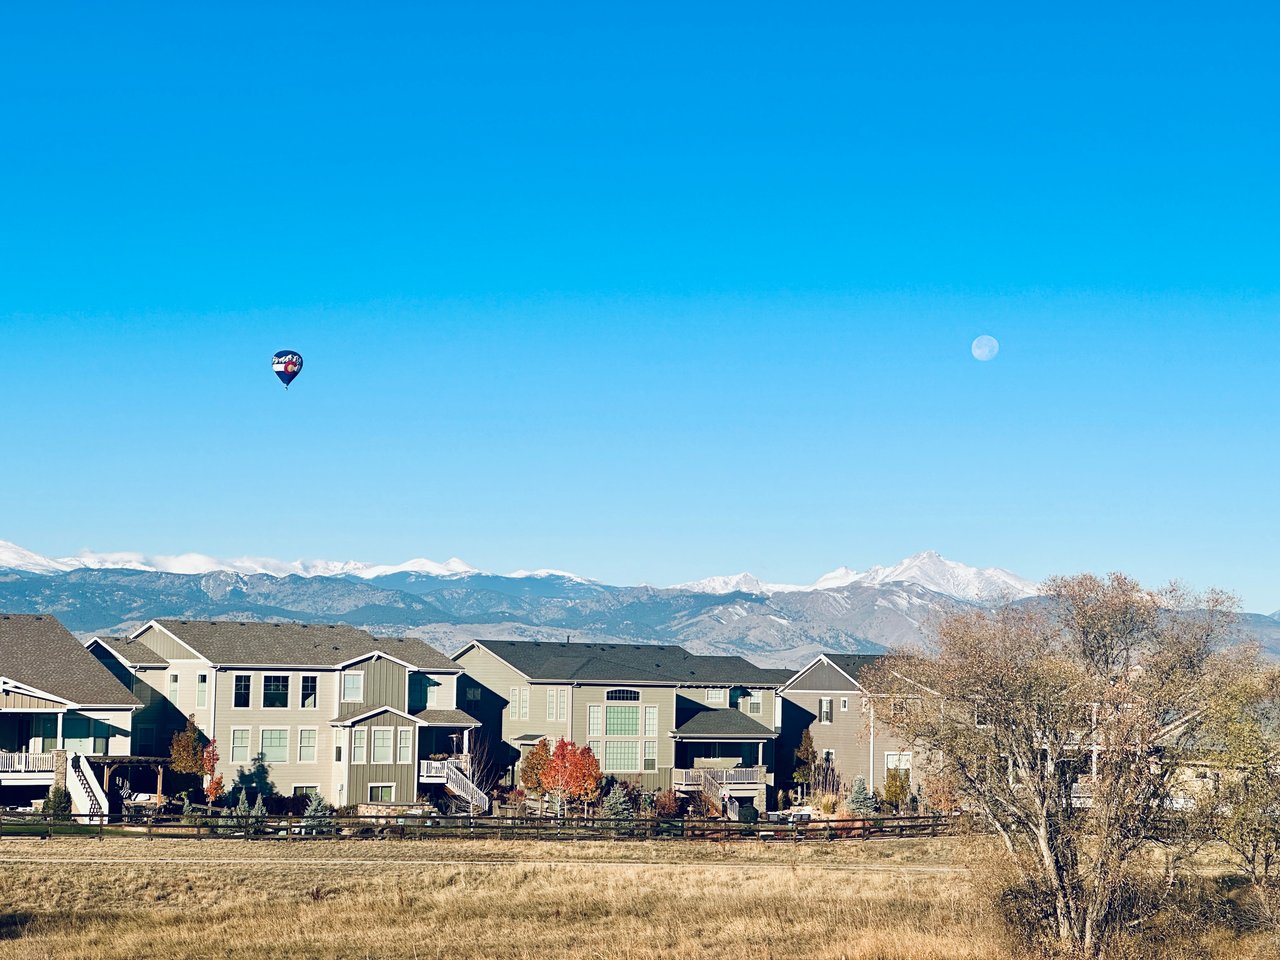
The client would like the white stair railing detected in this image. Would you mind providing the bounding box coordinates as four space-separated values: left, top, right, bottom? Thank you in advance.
420 759 489 813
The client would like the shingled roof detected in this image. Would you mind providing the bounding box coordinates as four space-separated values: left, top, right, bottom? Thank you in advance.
0 614 140 708
673 710 777 739
148 620 457 671
463 639 784 686
93 635 167 668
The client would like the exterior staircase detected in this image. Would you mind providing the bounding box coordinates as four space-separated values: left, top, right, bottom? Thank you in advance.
420 759 490 813
66 753 107 820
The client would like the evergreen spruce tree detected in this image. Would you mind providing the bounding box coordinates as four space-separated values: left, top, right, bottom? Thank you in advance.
844 775 876 815
603 785 636 835
302 793 335 835
249 795 267 836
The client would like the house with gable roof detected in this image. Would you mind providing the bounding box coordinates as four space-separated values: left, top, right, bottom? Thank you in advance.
87 619 486 811
454 639 783 811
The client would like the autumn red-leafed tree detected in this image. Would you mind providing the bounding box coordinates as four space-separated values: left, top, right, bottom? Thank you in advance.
538 738 603 816
520 738 552 814
202 740 224 803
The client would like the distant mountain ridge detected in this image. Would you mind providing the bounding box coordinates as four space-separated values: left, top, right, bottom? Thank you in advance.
1 540 1275 667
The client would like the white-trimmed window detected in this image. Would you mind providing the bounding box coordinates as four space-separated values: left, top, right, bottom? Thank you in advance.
587 740 600 757
840 697 849 712
643 740 656 772
263 675 289 709
397 728 413 764
547 688 557 721
605 689 640 702
297 728 317 763
819 697 833 724
371 728 393 764
644 705 658 737
465 685 482 703
509 687 519 719
301 676 318 709
886 751 913 782
424 680 437 707
351 729 367 764
293 785 320 798
705 688 726 704
605 705 639 736
230 727 249 763
557 688 567 721
368 784 394 803
168 674 179 703
748 694 762 715
603 740 639 773
520 687 529 720
587 704 602 737
196 674 208 708
341 672 364 703
260 728 288 763
233 674 251 709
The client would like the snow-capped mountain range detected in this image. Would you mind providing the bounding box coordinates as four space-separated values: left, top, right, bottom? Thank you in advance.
2 539 1275 667
671 550 1038 604
0 540 1035 604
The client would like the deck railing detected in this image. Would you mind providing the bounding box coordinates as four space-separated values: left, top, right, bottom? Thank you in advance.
673 765 765 789
420 759 490 813
0 752 56 774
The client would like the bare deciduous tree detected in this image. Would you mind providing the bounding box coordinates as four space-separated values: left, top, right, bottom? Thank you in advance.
867 573 1241 957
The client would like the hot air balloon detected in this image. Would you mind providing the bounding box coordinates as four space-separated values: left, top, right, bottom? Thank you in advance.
272 350 303 389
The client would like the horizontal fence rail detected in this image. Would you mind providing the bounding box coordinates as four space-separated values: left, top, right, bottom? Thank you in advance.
0 810 953 843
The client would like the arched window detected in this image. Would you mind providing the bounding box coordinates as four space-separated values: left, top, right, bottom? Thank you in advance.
605 689 640 702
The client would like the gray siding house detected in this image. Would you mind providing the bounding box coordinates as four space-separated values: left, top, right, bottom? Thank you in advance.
777 654 914 797
0 614 139 815
454 639 783 811
88 620 486 811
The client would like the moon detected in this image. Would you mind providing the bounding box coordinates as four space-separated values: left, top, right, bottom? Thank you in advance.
971 335 999 361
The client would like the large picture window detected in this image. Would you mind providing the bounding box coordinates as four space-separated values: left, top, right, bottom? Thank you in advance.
263 675 289 709
260 729 288 763
603 740 639 772
605 705 639 736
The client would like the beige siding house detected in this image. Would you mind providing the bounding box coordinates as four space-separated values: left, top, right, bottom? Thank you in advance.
88 620 485 811
455 640 784 811
0 614 140 815
777 654 913 798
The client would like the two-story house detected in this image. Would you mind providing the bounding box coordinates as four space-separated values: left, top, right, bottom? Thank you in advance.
776 653 914 798
454 639 784 811
0 614 139 815
88 619 486 811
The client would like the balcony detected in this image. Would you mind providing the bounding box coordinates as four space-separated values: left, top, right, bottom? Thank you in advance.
0 751 57 782
673 765 766 792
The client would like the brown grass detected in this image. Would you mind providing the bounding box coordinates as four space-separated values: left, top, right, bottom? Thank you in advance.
0 837 1273 959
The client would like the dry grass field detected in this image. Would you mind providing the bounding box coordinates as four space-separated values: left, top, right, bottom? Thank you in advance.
0 836 1273 959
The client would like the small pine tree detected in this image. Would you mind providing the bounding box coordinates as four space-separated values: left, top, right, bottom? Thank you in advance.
181 793 195 825
44 785 72 821
302 793 335 834
844 776 876 815
603 785 636 834
233 790 251 835
249 795 268 835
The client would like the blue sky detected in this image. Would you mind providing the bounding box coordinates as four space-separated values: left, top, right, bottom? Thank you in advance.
1 4 1277 610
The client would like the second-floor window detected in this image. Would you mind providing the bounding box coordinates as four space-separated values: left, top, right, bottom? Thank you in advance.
397 728 413 764
605 705 639 736
263 675 289 709
371 728 393 764
196 674 208 708
298 729 317 762
301 676 318 709
168 674 179 703
819 697 833 724
260 729 288 763
233 675 251 708
587 704 602 737
706 688 726 704
230 728 249 762
746 693 762 715
644 705 658 737
351 729 367 764
342 671 364 703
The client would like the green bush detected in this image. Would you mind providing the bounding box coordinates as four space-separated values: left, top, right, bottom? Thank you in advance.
44 786 72 821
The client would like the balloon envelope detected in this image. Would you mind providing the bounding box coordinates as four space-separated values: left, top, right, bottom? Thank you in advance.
272 350 303 388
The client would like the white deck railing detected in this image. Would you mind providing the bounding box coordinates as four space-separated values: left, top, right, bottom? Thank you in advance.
0 752 56 773
420 759 490 813
674 765 765 788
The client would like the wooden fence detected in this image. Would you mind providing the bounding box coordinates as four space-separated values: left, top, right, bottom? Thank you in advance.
0 810 952 843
